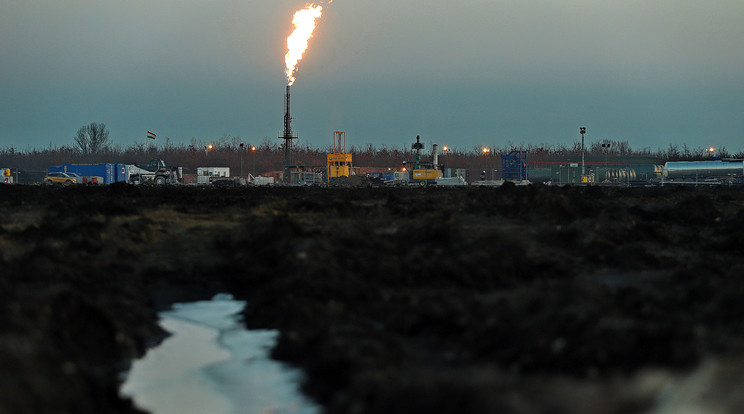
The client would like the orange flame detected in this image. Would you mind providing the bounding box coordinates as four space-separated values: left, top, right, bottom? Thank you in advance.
285 4 324 86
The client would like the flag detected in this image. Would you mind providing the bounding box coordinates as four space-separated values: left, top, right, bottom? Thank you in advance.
147 131 157 139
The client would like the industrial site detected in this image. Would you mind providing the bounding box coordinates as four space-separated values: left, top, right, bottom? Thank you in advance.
1 83 744 414
3 125 743 188
1 87 740 188
2 30 744 414
2 1 744 413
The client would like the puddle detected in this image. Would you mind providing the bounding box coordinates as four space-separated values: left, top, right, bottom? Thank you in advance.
120 294 319 414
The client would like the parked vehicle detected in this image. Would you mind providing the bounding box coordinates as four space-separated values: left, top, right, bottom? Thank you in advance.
64 172 84 184
44 172 77 185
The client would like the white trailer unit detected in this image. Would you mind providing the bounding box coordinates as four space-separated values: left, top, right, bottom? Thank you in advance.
197 167 230 185
253 176 275 186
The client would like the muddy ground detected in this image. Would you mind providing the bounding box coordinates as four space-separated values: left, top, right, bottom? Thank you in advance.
2 184 744 414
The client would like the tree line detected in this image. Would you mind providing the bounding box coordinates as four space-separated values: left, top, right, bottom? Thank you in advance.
1 122 740 176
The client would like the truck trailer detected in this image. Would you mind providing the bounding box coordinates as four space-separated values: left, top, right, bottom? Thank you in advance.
49 163 129 185
49 160 183 185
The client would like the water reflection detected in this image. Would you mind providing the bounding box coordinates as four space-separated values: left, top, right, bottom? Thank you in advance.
120 294 319 414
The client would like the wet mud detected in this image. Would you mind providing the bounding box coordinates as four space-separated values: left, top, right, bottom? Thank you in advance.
2 184 744 413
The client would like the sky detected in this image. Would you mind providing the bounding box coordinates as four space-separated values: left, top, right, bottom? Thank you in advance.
1 0 743 153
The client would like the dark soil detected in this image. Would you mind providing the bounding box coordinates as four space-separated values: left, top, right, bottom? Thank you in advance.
2 184 744 413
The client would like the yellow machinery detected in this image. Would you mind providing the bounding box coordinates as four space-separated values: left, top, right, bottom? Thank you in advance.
580 174 595 184
327 131 352 183
413 169 442 180
407 136 442 185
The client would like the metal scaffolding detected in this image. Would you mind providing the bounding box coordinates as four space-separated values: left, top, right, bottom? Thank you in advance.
501 150 528 181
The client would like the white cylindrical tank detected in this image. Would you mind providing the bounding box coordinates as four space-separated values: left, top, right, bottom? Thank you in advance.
663 160 744 179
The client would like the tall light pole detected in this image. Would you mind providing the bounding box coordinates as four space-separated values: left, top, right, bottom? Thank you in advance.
251 146 257 176
442 145 449 177
239 143 244 177
602 140 612 181
580 127 586 176
482 147 492 180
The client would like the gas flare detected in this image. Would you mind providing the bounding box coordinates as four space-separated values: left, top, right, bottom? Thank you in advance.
284 3 326 86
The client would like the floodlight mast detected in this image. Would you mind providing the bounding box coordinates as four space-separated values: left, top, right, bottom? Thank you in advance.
580 127 587 175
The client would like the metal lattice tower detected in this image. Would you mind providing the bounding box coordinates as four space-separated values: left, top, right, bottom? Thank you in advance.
279 85 298 181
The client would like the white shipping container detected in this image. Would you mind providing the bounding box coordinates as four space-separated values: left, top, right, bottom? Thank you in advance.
197 167 230 185
197 167 230 177
253 176 274 186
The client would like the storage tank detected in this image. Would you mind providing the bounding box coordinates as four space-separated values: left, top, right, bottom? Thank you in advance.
663 160 744 179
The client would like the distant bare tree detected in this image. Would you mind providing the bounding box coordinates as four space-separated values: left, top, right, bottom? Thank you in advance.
74 123 110 154
615 140 632 156
663 143 681 160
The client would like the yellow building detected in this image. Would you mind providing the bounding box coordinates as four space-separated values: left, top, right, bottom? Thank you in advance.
328 153 352 181
327 131 352 183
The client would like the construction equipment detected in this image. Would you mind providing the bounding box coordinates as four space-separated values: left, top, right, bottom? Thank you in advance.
327 131 352 183
580 174 595 184
402 136 443 186
128 159 183 185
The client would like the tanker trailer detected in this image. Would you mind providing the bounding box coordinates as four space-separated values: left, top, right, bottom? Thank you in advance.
663 160 744 183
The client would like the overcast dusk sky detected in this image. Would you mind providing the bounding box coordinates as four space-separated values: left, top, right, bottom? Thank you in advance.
1 0 743 153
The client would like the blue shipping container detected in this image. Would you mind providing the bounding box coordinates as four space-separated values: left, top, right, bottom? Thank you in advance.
114 164 129 183
49 163 129 184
